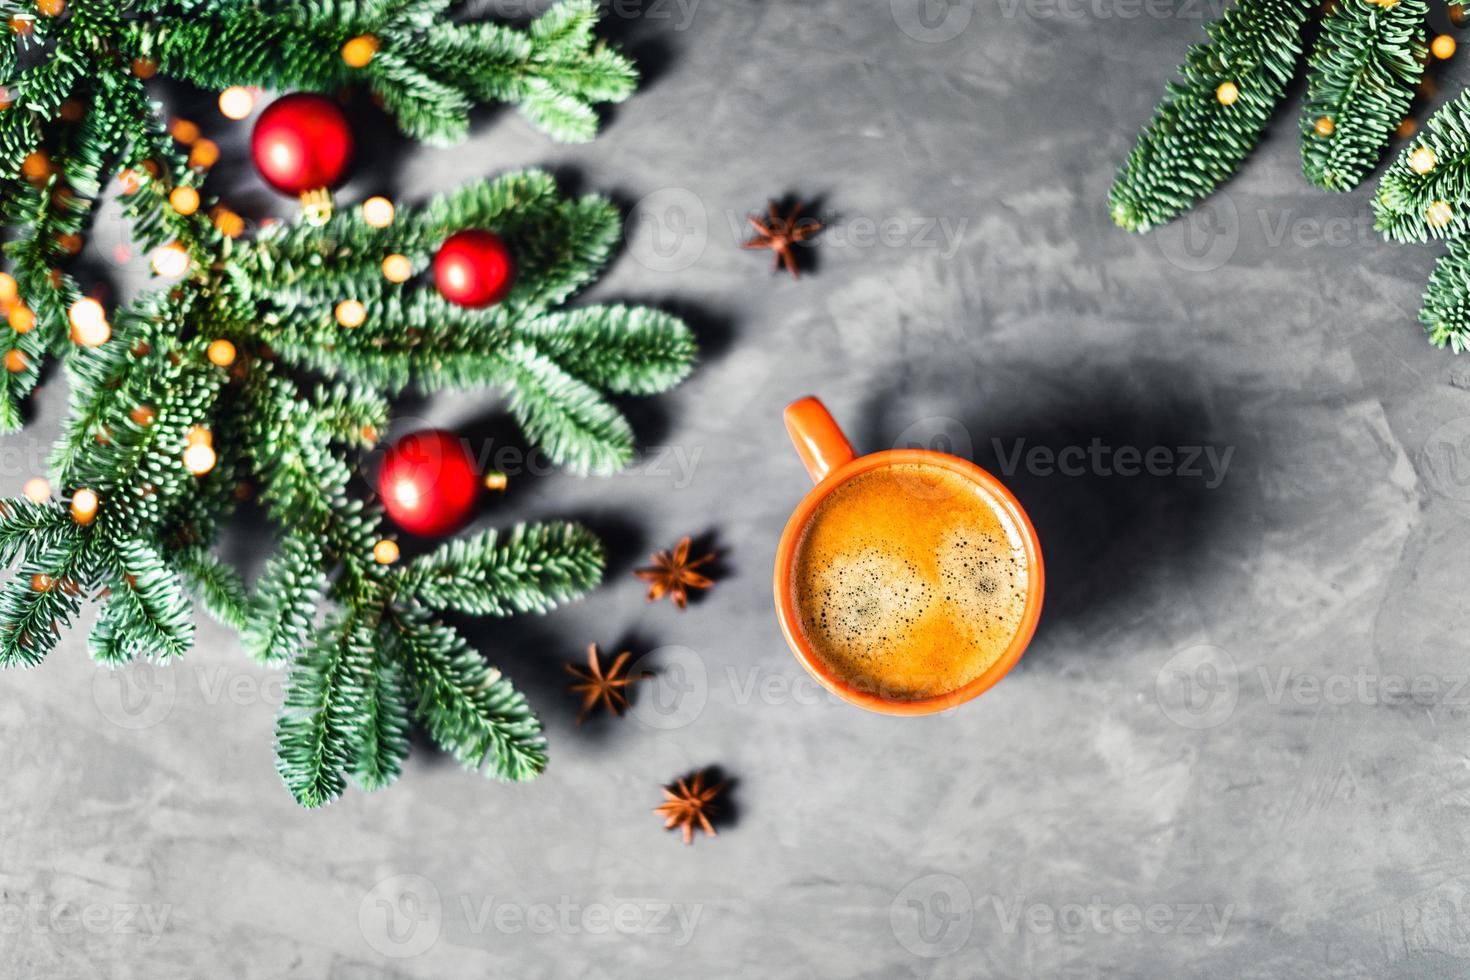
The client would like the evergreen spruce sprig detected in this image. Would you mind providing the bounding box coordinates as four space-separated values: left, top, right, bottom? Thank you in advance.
120 0 637 144
1375 91 1470 244
0 1 697 806
0 164 662 805
0 0 635 424
1301 0 1427 192
1418 236 1470 351
1375 93 1470 350
242 169 697 475
1108 0 1315 232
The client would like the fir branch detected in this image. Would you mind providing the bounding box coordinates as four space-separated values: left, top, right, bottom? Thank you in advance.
96 536 194 663
400 522 604 617
242 532 327 665
177 546 250 630
390 607 546 783
0 497 73 568
521 306 698 395
309 383 390 448
1300 0 1426 192
349 647 410 792
88 600 131 665
268 292 515 394
1419 236 1470 351
1110 0 1315 232
501 342 635 476
120 0 636 145
275 612 376 808
1375 91 1470 243
0 525 91 668
0 7 694 808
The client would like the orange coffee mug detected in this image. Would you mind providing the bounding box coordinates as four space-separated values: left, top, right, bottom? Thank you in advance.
773 396 1045 715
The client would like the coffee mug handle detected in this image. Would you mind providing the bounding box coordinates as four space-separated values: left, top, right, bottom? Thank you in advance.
784 396 856 484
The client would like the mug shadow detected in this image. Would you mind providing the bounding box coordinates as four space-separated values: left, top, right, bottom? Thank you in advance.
855 375 1250 654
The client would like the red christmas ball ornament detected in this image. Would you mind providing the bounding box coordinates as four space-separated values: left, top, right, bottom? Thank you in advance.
434 230 515 308
250 94 355 195
377 430 480 537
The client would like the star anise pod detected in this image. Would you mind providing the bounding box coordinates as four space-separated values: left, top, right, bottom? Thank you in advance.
655 770 725 845
565 643 642 723
635 536 715 610
742 200 823 279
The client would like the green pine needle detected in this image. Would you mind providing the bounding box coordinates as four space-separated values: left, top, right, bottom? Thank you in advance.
1420 236 1470 351
401 522 605 617
0 0 692 808
1110 0 1316 232
391 608 547 784
1301 0 1426 192
1375 90 1470 243
122 0 636 145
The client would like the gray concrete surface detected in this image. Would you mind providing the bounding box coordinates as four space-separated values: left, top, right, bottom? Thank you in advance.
7 0 1470 976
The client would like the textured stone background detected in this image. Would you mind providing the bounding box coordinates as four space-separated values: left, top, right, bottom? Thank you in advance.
8 0 1470 976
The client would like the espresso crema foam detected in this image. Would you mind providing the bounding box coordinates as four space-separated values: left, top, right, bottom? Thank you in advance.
791 462 1030 701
